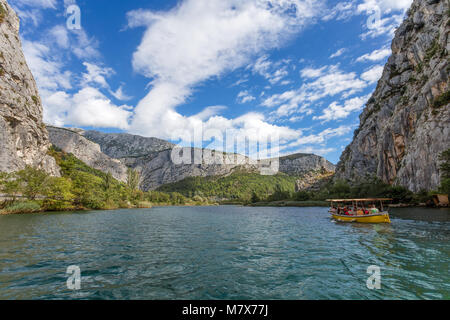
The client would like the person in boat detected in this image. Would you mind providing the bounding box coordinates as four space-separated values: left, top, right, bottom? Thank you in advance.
343 206 350 215
370 205 380 214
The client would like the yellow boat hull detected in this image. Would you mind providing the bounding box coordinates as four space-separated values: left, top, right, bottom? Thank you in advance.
331 213 391 224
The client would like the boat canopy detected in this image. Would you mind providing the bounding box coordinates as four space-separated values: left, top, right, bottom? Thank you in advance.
326 198 393 202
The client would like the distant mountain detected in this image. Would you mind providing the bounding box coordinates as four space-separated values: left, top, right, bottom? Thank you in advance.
47 126 335 191
82 130 175 159
336 0 449 192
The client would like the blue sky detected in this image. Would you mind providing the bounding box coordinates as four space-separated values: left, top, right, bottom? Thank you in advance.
10 0 413 163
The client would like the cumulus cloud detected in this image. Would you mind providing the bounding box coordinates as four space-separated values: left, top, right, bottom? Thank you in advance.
43 87 132 129
23 40 131 129
110 85 133 101
361 65 384 84
81 62 114 88
313 94 371 122
264 65 368 118
237 91 256 104
126 0 324 142
356 47 391 62
23 40 72 91
251 55 291 85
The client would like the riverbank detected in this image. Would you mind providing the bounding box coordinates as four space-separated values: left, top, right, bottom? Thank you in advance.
0 199 220 215
248 200 329 207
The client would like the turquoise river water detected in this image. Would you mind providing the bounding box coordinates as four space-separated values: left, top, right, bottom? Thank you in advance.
0 206 448 299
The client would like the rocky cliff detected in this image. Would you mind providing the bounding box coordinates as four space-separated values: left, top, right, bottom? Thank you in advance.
47 126 128 182
0 0 59 175
335 0 449 192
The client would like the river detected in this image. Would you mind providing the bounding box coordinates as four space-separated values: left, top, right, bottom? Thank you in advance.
0 206 448 299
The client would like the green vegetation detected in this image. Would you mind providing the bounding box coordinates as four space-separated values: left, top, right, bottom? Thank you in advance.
432 91 450 109
157 171 299 203
31 95 39 105
0 4 6 24
424 38 440 63
158 168 443 206
2 146 447 214
0 147 212 214
300 177 438 204
256 177 438 206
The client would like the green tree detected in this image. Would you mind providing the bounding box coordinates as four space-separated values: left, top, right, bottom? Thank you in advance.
294 190 310 201
70 171 105 209
251 191 260 203
15 166 51 200
43 177 75 210
0 172 22 204
127 168 140 191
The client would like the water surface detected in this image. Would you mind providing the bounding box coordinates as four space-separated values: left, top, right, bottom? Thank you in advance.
0 206 448 299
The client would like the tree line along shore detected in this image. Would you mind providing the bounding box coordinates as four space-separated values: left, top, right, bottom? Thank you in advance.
1 148 449 214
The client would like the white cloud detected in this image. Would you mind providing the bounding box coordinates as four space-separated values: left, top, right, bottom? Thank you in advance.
23 37 130 129
126 0 324 142
70 29 101 60
330 48 347 59
43 87 132 129
361 65 384 84
110 86 133 101
313 94 371 122
357 0 413 13
237 90 256 104
322 1 357 22
251 55 290 85
23 40 72 91
49 26 69 49
81 62 114 88
10 0 57 26
285 125 353 148
194 106 226 121
357 0 412 39
321 0 412 39
264 65 368 118
356 47 391 62
300 66 326 78
13 0 57 8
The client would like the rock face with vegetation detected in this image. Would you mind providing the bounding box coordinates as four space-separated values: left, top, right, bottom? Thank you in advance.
47 126 128 182
0 0 59 175
336 0 449 192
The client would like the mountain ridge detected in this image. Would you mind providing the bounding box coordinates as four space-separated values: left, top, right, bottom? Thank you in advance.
47 125 335 191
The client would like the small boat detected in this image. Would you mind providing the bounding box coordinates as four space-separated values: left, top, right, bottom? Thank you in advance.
327 198 392 224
